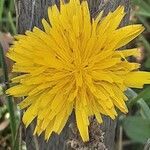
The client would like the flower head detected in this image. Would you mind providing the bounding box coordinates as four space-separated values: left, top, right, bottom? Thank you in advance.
6 0 149 141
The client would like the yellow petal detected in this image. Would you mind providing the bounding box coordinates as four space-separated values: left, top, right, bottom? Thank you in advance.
117 48 141 57
108 25 144 50
22 102 38 127
75 98 89 142
6 84 35 97
124 71 150 88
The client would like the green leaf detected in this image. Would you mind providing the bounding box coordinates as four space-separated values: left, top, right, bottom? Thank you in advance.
132 87 150 103
127 86 150 107
126 88 138 107
145 58 150 68
125 88 137 100
137 99 150 119
123 116 150 143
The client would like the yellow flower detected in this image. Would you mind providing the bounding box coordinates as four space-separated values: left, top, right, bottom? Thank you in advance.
6 0 149 142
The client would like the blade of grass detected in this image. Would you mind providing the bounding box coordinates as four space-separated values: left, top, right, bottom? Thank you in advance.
13 119 21 150
1 17 16 22
137 16 150 32
9 0 15 13
0 0 4 24
139 35 150 53
8 11 16 35
136 11 150 18
0 44 18 150
132 0 150 13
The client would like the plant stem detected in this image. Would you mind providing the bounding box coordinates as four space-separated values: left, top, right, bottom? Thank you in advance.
0 44 18 149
